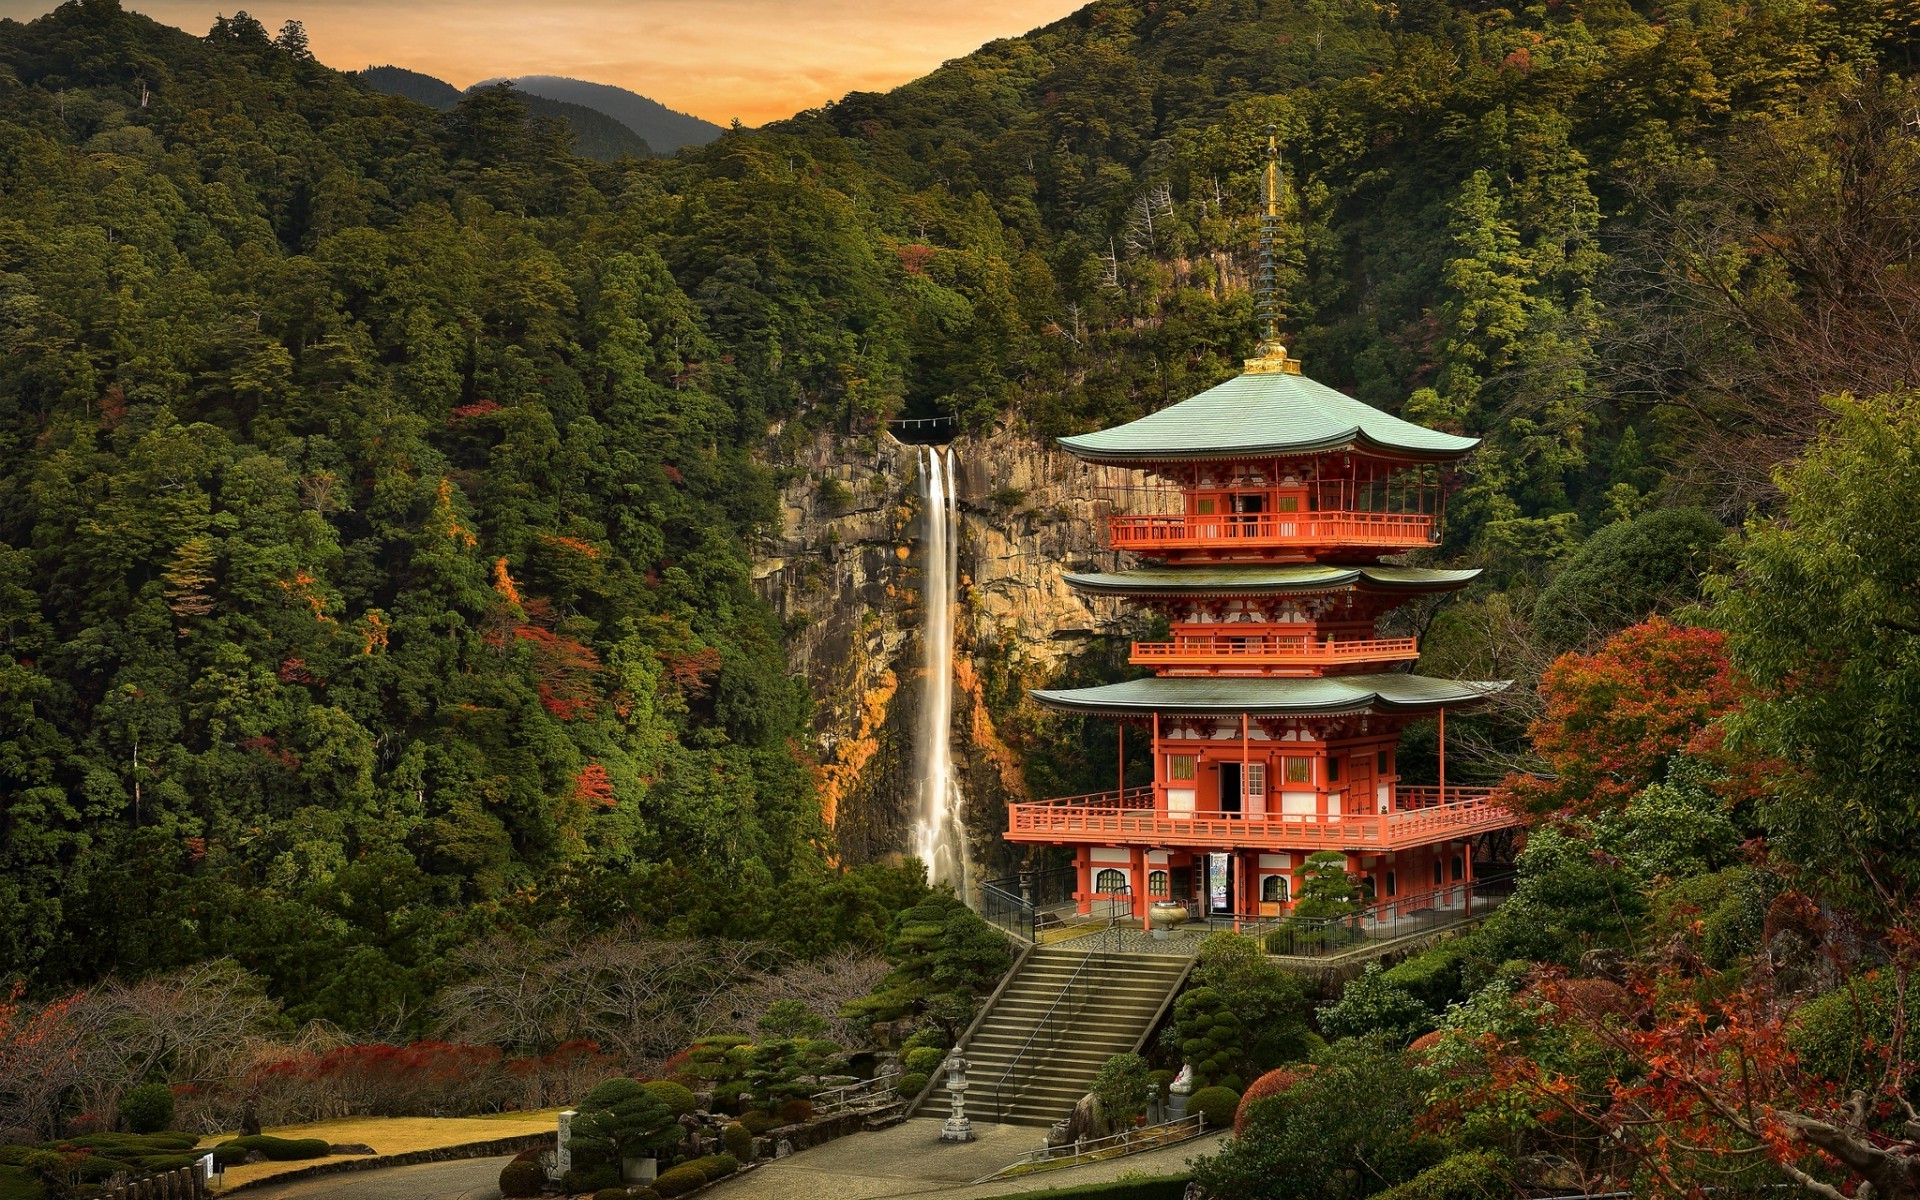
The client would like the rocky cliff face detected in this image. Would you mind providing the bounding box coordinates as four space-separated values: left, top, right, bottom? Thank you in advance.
752 426 1136 882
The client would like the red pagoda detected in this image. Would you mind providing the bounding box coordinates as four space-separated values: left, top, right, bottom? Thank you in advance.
1005 141 1520 923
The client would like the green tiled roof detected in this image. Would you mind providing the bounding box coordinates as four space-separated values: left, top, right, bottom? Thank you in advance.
1063 564 1481 598
1059 371 1478 463
1029 673 1507 718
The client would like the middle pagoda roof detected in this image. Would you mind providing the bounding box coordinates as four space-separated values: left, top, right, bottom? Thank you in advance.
1030 673 1509 719
1058 369 1479 466
1064 563 1481 599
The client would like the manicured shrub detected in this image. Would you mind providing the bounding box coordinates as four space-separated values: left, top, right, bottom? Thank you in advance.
584 1077 648 1108
683 1153 738 1180
497 1158 545 1198
897 1072 929 1097
652 1166 706 1197
1372 1150 1509 1199
1188 1085 1241 1131
210 1144 252 1166
128 1154 196 1171
1236 1067 1311 1134
642 1080 698 1116
66 1133 197 1152
902 1046 945 1075
776 1098 813 1124
629 1191 662 1200
722 1122 752 1162
117 1082 176 1134
563 1165 620 1192
595 1189 632 1200
216 1135 331 1161
739 1111 781 1135
900 1027 948 1053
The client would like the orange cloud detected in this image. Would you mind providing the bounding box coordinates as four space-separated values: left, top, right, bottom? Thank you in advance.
15 0 1085 126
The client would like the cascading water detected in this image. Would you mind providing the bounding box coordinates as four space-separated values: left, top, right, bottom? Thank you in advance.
911 444 969 892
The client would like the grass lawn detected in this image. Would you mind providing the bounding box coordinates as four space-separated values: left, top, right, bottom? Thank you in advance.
200 1111 558 1189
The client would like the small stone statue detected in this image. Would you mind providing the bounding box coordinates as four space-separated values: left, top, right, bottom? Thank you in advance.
1168 1064 1194 1121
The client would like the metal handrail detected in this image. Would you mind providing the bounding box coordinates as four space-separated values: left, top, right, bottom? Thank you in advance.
983 889 1130 1123
971 1112 1209 1182
812 1069 900 1115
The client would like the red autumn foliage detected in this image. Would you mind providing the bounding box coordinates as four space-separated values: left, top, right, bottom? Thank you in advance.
664 646 722 698
277 656 318 684
1500 619 1746 818
447 398 503 424
895 243 937 276
1236 1065 1313 1134
1467 944 1920 1200
572 764 616 810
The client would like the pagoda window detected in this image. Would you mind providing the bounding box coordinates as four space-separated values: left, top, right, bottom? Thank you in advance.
1274 494 1300 513
1327 757 1341 783
1433 860 1444 886
1283 757 1312 784
1094 869 1126 894
1167 754 1196 781
1452 854 1465 881
1262 875 1289 903
1148 870 1170 897
1385 871 1397 898
1196 498 1216 515
1245 763 1266 806
1376 749 1391 774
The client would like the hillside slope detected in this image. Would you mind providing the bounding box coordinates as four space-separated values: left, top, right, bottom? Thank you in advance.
359 65 653 159
490 73 725 152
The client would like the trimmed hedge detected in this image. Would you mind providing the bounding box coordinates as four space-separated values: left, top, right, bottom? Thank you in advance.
683 1153 738 1180
118 1083 176 1135
643 1080 698 1116
1189 1085 1241 1131
897 1072 929 1098
739 1111 781 1135
216 1134 331 1161
652 1166 706 1197
498 1158 545 1198
722 1123 752 1162
902 1046 945 1074
594 1189 631 1200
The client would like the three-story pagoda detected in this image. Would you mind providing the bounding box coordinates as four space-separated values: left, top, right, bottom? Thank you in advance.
1005 141 1520 922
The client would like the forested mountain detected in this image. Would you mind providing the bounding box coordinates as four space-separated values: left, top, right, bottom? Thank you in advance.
357 63 458 107
0 0 1916 1171
359 65 655 160
484 74 725 152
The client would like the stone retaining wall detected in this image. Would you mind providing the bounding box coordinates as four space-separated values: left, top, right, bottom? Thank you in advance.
222 1132 554 1192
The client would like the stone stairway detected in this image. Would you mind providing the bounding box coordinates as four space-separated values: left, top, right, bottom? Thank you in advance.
959 944 1190 1128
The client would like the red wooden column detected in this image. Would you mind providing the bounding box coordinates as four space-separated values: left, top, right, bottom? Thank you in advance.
1437 706 1447 802
1074 845 1093 916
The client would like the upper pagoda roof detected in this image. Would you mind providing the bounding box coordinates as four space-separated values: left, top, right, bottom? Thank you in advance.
1029 673 1507 719
1063 563 1480 599
1058 370 1478 465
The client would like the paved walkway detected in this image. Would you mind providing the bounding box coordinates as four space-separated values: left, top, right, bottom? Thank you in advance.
701 1119 1221 1200
236 1155 507 1200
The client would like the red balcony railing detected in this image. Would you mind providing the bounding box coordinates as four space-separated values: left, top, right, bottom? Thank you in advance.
1005 786 1515 851
1107 511 1436 553
1130 634 1419 669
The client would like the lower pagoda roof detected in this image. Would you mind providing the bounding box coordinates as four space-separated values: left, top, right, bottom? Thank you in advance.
1029 673 1508 718
1063 564 1480 599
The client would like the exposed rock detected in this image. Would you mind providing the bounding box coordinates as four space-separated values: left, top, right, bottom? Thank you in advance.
754 425 1131 882
326 1143 376 1156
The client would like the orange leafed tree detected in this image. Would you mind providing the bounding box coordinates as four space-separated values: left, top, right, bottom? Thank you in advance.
1503 618 1747 819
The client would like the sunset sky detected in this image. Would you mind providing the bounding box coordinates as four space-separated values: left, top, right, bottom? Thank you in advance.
0 0 1088 125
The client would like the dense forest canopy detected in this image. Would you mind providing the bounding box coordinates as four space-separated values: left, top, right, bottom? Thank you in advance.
0 0 1914 1154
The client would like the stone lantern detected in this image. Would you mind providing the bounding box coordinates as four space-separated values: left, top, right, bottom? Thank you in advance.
939 1050 975 1142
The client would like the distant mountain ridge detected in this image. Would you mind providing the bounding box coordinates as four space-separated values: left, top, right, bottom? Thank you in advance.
359 65 653 161
481 74 725 154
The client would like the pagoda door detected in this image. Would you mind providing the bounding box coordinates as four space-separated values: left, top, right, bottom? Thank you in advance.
1350 755 1379 814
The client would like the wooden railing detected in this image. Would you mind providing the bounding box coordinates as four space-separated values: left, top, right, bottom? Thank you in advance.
1107 510 1436 552
1130 634 1418 668
1005 787 1514 851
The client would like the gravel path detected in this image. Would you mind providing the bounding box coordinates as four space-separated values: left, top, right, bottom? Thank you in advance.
232 1155 509 1200
700 1119 1221 1200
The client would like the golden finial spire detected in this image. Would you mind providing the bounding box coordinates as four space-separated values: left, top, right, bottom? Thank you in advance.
1246 125 1301 375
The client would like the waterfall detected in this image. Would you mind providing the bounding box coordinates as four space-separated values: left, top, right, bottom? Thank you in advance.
912 444 969 892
